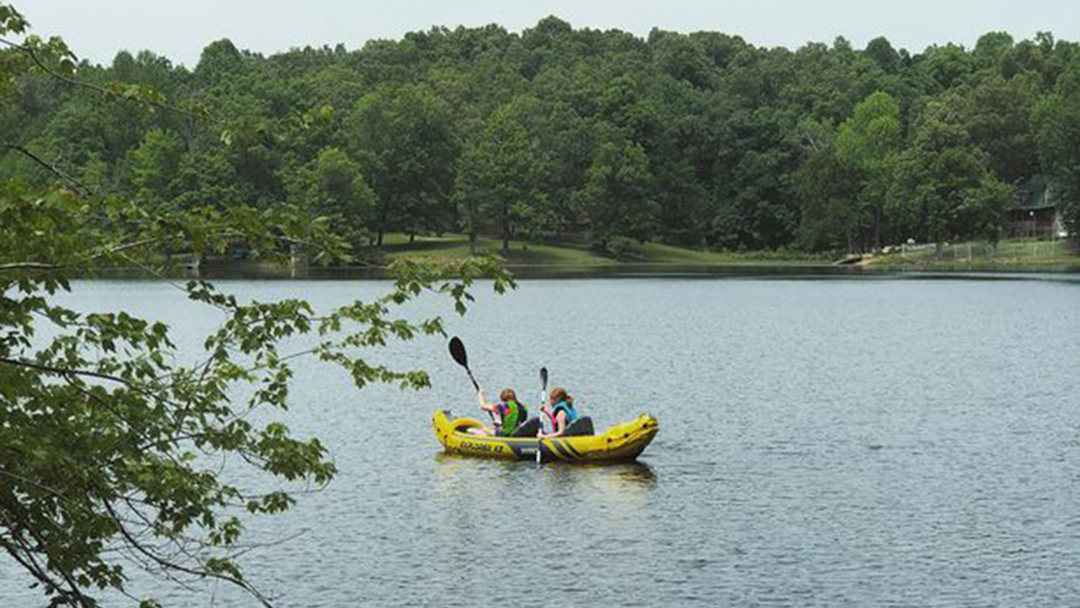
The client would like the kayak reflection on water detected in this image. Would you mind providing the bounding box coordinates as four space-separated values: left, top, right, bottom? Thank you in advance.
433 452 657 486
549 461 657 487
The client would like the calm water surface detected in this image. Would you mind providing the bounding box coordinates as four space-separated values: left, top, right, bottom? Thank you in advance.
3 277 1080 607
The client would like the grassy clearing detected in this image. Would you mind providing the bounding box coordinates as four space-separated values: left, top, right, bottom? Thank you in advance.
374 233 1079 271
376 234 826 267
864 237 1080 269
639 243 825 265
379 234 615 265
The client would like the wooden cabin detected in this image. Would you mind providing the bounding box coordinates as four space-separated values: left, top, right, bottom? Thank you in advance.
1010 176 1066 238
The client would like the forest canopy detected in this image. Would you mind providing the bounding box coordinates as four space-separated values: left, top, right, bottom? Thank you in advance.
3 15 1080 255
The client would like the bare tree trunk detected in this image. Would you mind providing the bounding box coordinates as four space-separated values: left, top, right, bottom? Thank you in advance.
376 203 389 247
468 199 478 256
873 205 882 251
502 201 510 252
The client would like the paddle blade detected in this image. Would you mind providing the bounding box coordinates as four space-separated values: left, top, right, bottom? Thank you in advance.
449 337 468 368
540 367 548 391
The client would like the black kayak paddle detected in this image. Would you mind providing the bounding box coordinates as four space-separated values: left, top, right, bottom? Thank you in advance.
448 336 480 392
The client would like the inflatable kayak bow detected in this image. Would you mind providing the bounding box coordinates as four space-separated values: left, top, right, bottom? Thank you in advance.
432 410 658 463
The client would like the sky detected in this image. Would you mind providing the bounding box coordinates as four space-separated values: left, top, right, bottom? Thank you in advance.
18 0 1080 68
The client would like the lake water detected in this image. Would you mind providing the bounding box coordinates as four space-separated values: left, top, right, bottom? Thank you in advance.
3 275 1080 607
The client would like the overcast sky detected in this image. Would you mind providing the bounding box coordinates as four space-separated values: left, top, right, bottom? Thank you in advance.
19 0 1080 68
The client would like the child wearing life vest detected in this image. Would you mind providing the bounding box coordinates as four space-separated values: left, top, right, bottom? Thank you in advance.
539 387 578 438
474 388 526 436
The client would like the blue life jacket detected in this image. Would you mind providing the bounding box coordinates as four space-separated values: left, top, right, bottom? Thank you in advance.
552 401 578 428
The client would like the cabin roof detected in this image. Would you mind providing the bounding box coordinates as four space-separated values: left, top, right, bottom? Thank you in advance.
1012 175 1055 211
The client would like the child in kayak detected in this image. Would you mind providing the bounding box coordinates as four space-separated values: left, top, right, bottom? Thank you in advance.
539 387 578 438
471 389 527 436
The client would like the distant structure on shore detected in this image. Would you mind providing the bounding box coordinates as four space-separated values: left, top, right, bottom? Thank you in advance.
1011 176 1067 239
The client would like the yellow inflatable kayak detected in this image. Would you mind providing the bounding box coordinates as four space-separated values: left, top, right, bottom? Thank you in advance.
432 410 658 463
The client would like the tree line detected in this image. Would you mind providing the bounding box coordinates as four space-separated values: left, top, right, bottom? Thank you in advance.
4 17 1080 255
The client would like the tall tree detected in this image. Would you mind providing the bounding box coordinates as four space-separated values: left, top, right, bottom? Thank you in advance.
888 94 1010 245
1036 59 1080 238
347 84 458 245
835 91 902 249
865 37 901 73
455 100 542 253
577 135 658 249
288 146 376 246
962 73 1039 184
125 128 184 209
796 143 862 252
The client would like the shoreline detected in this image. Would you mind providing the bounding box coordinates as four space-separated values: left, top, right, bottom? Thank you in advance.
90 259 1080 281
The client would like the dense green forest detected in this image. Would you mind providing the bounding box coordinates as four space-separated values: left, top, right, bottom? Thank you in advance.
2 7 1079 605
4 16 1080 255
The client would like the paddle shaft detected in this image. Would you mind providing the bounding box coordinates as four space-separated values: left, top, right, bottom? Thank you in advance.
537 367 548 464
465 369 480 393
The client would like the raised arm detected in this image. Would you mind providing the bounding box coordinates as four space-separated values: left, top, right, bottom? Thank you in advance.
477 390 493 413
541 410 567 439
477 391 503 429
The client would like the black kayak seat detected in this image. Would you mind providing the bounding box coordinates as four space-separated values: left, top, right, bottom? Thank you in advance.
562 416 595 437
511 417 541 437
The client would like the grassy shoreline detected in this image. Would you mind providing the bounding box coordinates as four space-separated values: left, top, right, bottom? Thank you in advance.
375 234 1080 272
377 234 829 267
857 237 1080 271
148 234 1080 279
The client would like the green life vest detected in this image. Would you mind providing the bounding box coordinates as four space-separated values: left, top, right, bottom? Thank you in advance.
496 400 526 437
